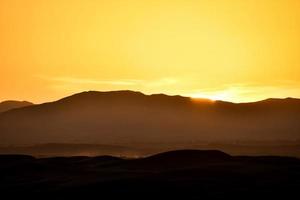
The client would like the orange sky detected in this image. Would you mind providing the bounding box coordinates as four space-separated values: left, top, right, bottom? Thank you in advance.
1 0 300 103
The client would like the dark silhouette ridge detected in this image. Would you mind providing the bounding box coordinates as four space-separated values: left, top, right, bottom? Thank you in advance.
125 149 233 170
144 149 232 161
0 100 33 113
140 149 232 163
1 150 300 199
0 90 300 150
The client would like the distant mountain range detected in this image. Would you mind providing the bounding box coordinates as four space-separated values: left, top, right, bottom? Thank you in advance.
0 100 33 113
0 90 299 146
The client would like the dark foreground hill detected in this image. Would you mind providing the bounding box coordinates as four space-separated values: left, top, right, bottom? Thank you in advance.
0 90 300 146
1 149 300 199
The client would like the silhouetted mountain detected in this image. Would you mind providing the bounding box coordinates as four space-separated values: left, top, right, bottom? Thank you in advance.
0 91 299 147
1 150 300 199
0 100 33 113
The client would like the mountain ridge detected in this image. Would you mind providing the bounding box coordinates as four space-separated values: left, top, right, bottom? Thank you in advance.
0 90 299 146
2 90 300 112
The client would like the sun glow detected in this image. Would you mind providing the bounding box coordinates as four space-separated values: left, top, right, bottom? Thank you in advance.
190 90 236 102
190 93 230 102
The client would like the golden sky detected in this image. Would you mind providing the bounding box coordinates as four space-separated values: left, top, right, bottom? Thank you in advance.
1 0 300 103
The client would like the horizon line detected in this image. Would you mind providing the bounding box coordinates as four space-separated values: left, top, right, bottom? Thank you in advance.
1 90 299 105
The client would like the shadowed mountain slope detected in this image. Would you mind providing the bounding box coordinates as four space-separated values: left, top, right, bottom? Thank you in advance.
0 100 33 113
0 91 299 145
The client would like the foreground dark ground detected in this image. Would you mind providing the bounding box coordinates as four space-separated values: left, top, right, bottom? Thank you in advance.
1 150 300 199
